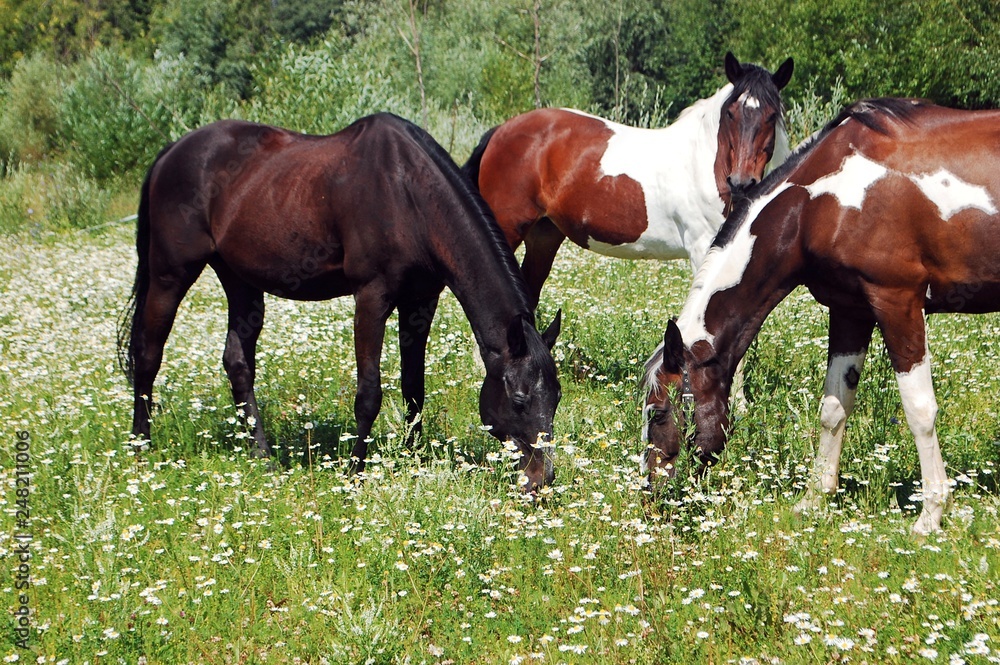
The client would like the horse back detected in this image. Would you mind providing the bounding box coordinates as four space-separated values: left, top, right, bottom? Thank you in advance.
787 102 1000 313
144 115 482 300
477 108 646 245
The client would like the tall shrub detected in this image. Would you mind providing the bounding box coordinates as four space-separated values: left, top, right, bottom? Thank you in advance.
59 49 172 182
0 52 67 164
244 36 409 135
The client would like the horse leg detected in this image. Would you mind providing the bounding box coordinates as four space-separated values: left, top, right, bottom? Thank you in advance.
397 296 439 449
131 265 206 445
795 311 874 514
213 263 270 458
874 296 949 534
349 285 393 474
520 217 565 310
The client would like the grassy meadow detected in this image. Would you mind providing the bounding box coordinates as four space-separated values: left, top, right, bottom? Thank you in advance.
4 0 1000 661
2 179 1000 663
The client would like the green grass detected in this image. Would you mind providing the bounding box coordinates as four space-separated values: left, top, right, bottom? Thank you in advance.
2 220 1000 664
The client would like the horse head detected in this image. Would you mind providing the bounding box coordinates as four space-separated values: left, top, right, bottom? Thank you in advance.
480 311 562 493
717 52 794 208
643 320 730 485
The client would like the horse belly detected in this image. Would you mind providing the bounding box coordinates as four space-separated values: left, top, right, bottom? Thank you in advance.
216 225 351 301
926 280 1000 314
584 215 689 260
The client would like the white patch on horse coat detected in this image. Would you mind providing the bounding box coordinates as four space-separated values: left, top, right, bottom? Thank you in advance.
896 356 937 435
895 349 951 534
805 152 888 209
908 168 998 220
805 151 996 222
814 352 866 489
676 181 794 346
563 84 787 270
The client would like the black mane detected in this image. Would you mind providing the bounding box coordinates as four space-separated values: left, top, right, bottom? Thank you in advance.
712 98 929 249
724 63 787 121
389 113 535 321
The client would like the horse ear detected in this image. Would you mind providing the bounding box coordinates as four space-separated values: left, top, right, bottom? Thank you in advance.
541 309 561 350
507 315 528 358
662 319 685 375
772 57 794 90
724 52 744 84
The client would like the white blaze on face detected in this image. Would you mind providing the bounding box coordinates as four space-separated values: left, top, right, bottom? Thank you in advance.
677 182 794 346
737 91 760 109
908 168 998 220
805 152 888 209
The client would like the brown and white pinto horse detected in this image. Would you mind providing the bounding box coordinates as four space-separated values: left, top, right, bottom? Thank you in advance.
463 52 793 308
118 113 562 491
644 98 1000 534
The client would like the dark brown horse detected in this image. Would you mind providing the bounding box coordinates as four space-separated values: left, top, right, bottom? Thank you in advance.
643 98 1000 534
118 113 562 490
463 52 793 309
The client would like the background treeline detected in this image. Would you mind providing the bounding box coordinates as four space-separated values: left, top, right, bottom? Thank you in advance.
1 0 999 232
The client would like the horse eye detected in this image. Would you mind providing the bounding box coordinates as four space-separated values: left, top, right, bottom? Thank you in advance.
512 392 530 412
726 109 735 120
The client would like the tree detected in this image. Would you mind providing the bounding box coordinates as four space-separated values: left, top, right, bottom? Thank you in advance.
730 0 1000 109
0 0 157 76
150 0 272 99
272 0 339 43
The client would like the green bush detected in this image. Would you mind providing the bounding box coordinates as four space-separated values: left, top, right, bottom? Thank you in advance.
731 0 1000 109
0 161 111 234
0 162 41 234
244 36 409 134
58 48 173 182
0 52 67 165
42 164 112 231
476 49 535 124
783 77 850 147
149 0 272 100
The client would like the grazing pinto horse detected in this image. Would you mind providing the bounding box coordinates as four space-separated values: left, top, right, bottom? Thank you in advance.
643 98 1000 534
463 52 793 308
118 113 562 491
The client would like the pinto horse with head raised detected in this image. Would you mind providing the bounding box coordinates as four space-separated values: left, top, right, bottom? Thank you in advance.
118 113 562 491
644 97 1000 534
463 52 793 309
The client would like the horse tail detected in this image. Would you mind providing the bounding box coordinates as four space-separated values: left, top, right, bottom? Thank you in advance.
117 143 173 385
461 125 499 190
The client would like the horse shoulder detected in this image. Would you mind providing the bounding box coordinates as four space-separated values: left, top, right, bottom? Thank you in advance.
602 124 722 228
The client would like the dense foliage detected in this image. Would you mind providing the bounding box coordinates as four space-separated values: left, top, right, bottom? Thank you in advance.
2 0 999 192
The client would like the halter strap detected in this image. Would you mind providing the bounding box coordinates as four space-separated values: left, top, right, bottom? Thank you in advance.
680 367 696 424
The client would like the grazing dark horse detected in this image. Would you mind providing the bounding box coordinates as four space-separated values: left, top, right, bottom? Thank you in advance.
463 52 793 309
118 113 562 491
643 98 1000 534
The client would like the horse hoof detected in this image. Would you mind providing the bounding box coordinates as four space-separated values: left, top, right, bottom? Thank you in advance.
792 493 825 515
911 513 942 537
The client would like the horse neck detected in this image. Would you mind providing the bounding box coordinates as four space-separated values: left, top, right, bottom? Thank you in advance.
676 183 802 381
430 219 532 361
655 84 733 208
